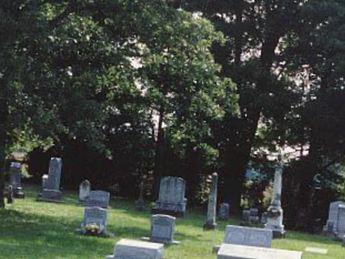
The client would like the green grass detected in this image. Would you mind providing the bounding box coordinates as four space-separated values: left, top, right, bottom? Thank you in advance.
0 185 344 259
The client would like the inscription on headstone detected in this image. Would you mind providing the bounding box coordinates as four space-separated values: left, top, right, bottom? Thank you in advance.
85 190 110 208
81 207 108 236
152 177 187 217
223 225 273 248
150 214 176 244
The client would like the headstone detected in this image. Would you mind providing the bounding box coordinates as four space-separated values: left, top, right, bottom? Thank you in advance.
242 210 250 223
106 239 164 259
79 180 91 202
261 212 268 225
223 225 273 248
217 244 302 259
152 177 187 217
342 234 345 247
265 163 285 238
85 190 110 209
219 203 230 220
323 201 345 238
204 173 218 229
149 214 177 244
9 162 25 198
39 157 63 202
135 181 145 211
249 208 260 224
81 207 108 236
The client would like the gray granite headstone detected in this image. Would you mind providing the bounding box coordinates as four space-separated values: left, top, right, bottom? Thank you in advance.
135 181 145 211
85 190 110 208
223 225 273 248
152 177 187 216
9 162 25 198
204 173 218 229
265 163 285 238
81 207 108 236
39 157 63 202
45 157 62 190
106 239 164 259
219 203 230 220
79 180 91 202
150 214 176 244
324 201 345 238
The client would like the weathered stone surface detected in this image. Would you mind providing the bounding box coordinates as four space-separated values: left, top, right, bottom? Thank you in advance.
323 201 345 237
135 181 145 211
217 244 302 259
79 180 91 202
152 177 187 216
85 190 110 208
265 164 285 238
106 239 164 259
9 162 25 198
204 173 218 230
45 157 62 190
223 225 272 248
39 157 63 202
150 214 176 244
81 207 107 235
219 203 230 220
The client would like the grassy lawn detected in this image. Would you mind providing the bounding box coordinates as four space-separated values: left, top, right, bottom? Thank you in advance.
0 185 344 259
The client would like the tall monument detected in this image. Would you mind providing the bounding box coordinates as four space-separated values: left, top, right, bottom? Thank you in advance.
265 158 285 238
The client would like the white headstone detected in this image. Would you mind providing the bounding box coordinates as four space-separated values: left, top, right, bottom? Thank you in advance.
223 225 273 248
106 239 164 259
217 243 302 259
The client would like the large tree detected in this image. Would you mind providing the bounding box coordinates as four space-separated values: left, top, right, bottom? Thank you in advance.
0 0 237 206
181 0 304 212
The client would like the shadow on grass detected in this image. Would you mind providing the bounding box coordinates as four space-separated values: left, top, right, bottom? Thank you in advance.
0 209 114 258
284 231 341 245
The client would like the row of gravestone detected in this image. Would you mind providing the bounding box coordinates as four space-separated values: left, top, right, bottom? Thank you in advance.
36 157 345 252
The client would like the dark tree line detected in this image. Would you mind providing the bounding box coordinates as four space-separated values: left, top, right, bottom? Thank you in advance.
1 0 345 232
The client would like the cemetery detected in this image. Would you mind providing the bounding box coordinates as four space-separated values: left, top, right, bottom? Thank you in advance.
1 0 345 258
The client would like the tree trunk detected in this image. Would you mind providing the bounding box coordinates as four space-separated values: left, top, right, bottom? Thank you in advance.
0 83 8 208
222 30 281 213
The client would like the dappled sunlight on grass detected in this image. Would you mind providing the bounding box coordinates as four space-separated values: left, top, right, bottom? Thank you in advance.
0 185 344 258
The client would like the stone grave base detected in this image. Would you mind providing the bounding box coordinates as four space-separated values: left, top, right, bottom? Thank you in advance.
75 228 114 238
203 221 217 230
141 236 180 245
217 244 302 259
151 208 185 217
37 189 63 203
